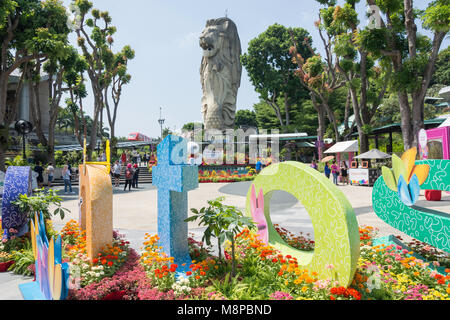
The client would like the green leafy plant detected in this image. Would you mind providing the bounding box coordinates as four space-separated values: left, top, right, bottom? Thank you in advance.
7 238 34 276
186 197 255 277
12 188 70 221
5 155 28 167
8 247 35 276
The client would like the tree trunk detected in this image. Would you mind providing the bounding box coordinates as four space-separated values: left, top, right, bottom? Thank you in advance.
398 90 413 150
311 93 325 160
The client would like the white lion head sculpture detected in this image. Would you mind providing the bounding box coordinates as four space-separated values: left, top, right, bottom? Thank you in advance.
200 18 242 130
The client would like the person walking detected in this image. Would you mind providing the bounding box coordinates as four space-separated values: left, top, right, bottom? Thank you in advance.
340 161 349 185
324 162 331 180
124 163 134 191
310 160 318 170
46 163 55 188
331 160 339 185
112 160 122 188
34 162 44 188
132 163 140 189
121 151 127 165
255 158 263 174
62 165 75 194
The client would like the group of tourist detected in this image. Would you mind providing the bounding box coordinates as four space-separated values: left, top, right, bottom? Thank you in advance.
112 160 140 191
310 159 349 186
33 161 75 194
120 150 151 167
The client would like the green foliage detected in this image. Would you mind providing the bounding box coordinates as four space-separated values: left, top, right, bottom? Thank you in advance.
8 245 35 276
234 110 258 129
5 155 28 167
186 198 256 277
422 0 450 32
12 188 70 221
431 46 450 86
241 24 313 127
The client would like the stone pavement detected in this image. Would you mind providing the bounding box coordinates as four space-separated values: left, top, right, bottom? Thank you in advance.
1 181 449 300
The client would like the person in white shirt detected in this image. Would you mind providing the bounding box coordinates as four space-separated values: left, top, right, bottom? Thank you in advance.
46 163 55 188
112 160 122 188
62 165 75 194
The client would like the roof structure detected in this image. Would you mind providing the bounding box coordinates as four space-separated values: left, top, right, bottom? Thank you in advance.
325 140 359 154
354 149 391 159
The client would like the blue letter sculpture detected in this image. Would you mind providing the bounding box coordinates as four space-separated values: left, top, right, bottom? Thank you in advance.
152 135 198 275
1 166 32 239
19 212 70 300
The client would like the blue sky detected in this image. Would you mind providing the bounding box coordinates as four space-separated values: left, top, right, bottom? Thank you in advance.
62 0 449 139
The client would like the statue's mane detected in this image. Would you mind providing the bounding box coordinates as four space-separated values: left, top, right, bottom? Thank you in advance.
200 17 242 89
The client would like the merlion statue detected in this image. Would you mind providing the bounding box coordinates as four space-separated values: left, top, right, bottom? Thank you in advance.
200 17 242 131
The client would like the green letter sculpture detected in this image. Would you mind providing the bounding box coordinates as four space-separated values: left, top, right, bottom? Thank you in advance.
246 162 360 287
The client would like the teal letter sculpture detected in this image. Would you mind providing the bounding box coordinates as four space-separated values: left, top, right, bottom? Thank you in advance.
152 135 199 275
19 212 70 300
373 148 450 253
246 162 360 288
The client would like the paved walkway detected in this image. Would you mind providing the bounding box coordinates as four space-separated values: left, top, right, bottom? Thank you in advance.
2 181 449 300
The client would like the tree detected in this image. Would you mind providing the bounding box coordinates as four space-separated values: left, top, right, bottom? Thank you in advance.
71 0 117 160
292 1 392 153
65 51 89 146
431 45 450 86
162 127 172 139
241 24 313 131
0 0 68 170
234 109 258 129
104 44 135 151
362 0 449 150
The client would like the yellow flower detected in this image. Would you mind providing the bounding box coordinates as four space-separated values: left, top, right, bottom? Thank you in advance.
301 286 308 293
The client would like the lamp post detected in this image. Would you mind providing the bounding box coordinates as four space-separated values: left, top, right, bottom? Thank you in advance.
158 107 165 141
14 120 33 161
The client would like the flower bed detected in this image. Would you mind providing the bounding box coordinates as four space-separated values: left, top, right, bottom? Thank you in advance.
1 217 449 300
198 169 256 183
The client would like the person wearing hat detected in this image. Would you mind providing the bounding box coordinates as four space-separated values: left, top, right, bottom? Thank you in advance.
124 163 134 191
132 163 140 189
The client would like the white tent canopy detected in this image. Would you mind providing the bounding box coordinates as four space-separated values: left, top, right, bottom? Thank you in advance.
354 149 391 159
439 116 450 128
325 140 359 154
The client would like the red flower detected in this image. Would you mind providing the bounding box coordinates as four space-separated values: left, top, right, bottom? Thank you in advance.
107 261 113 267
186 271 192 276
272 259 278 263
92 258 99 264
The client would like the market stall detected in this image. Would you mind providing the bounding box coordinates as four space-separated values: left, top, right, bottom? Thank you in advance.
324 140 359 167
350 149 391 186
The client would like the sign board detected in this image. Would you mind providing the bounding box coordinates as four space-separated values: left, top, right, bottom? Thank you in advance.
418 129 428 149
349 169 369 186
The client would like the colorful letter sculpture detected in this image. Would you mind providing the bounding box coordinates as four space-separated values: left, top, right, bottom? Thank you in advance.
78 140 113 261
249 185 268 244
19 212 69 300
152 135 199 275
373 149 450 253
1 166 32 239
246 162 360 288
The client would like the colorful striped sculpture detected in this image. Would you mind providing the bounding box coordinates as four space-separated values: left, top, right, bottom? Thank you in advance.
19 212 70 300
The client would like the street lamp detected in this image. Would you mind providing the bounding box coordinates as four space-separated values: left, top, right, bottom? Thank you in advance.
158 107 165 141
14 120 33 161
